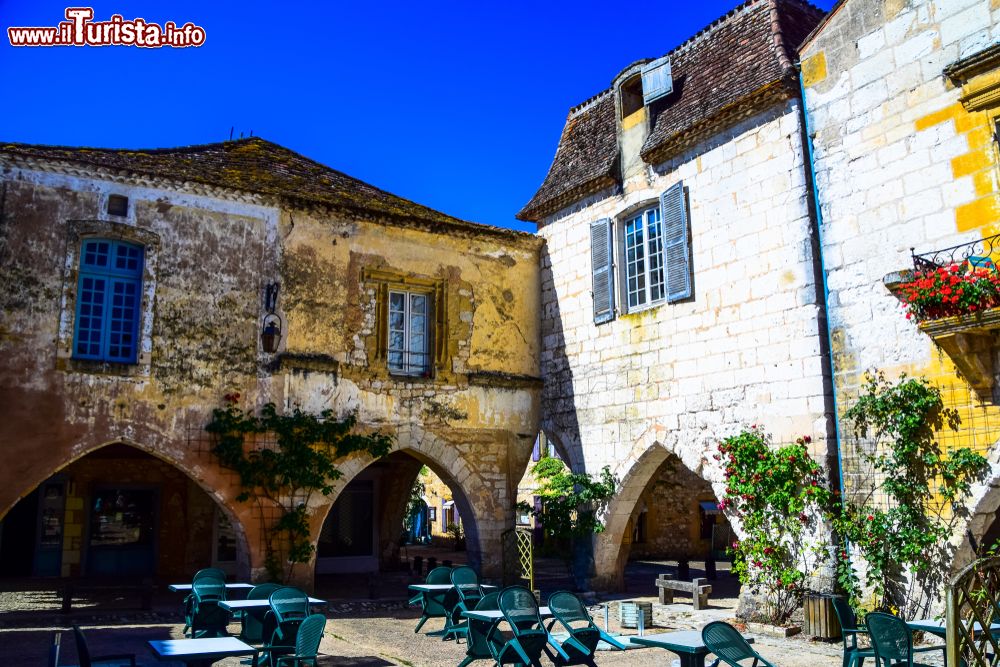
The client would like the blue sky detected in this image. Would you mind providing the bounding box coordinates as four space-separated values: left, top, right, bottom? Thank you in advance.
0 1 835 232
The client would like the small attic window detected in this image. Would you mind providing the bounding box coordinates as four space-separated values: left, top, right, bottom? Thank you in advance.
107 195 128 217
620 75 644 119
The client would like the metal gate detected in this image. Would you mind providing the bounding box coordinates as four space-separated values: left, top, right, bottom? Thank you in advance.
946 556 1000 667
501 527 534 591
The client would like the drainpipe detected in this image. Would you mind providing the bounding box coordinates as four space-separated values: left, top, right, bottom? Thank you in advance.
794 66 846 505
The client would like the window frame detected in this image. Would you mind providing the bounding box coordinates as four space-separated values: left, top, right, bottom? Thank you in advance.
387 288 433 377
618 204 666 313
72 238 145 364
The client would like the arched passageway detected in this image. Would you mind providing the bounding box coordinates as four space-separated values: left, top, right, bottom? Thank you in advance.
0 443 250 580
593 441 728 590
313 450 483 579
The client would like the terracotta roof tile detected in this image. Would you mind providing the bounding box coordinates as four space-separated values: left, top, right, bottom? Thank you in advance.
0 137 534 240
518 0 824 223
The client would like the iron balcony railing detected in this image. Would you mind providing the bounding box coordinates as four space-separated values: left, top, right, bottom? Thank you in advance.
912 232 1000 272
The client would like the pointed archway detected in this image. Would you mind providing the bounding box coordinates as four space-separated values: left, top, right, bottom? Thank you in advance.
0 442 251 580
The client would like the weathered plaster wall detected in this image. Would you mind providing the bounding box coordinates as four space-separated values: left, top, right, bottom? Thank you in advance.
277 208 542 580
801 0 1000 580
0 161 542 585
538 98 833 588
0 166 277 578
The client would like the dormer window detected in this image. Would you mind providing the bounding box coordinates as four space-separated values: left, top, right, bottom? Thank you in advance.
620 75 645 119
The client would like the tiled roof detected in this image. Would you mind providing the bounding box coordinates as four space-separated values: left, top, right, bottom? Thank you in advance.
0 137 534 240
518 0 825 223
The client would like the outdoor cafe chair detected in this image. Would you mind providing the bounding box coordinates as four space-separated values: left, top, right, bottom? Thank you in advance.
831 596 876 667
865 612 946 667
47 632 61 667
273 613 327 667
189 575 232 639
493 585 550 666
240 583 284 645
183 567 229 635
262 587 311 665
702 621 777 667
72 625 136 667
412 566 453 634
444 565 484 642
544 591 625 666
457 592 505 667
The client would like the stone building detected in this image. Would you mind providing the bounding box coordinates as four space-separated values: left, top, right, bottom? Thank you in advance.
799 0 1000 586
517 0 834 588
0 138 542 585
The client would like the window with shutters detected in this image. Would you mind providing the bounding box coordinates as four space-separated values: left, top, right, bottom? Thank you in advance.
72 238 144 363
622 206 665 311
588 181 692 324
388 290 431 376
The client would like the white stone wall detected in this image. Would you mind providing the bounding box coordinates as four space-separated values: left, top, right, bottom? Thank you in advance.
802 0 1000 377
537 98 833 584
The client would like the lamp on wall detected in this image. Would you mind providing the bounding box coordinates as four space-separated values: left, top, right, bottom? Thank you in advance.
261 282 282 354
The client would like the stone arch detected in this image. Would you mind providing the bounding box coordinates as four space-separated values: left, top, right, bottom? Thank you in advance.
948 442 1000 575
0 439 253 579
307 424 507 582
592 424 722 590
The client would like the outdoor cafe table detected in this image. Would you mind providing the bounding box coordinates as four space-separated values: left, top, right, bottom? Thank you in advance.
631 630 755 667
148 637 258 667
168 583 255 593
219 596 327 612
462 606 552 622
908 617 1000 638
407 583 498 592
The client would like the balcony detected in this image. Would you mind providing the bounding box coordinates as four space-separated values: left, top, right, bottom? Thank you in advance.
884 233 1000 402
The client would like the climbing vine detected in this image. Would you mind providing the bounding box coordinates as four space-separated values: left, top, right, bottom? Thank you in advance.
206 394 393 582
835 371 989 618
719 427 830 625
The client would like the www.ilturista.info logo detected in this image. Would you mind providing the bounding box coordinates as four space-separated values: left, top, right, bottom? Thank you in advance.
8 8 206 47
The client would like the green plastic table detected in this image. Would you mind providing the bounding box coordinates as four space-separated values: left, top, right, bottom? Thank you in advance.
631 629 754 667
148 637 258 667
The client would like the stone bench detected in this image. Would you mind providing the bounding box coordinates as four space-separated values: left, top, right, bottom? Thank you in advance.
656 575 712 610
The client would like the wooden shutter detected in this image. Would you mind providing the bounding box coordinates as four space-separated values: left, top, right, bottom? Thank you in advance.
641 57 673 104
590 218 615 324
661 182 692 302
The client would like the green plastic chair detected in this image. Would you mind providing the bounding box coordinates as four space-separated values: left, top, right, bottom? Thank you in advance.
183 568 229 635
241 583 284 645
413 566 453 634
865 612 945 667
262 587 311 666
444 566 484 642
544 591 625 666
457 592 504 667
831 597 876 667
189 576 231 638
702 621 776 667
72 626 136 667
493 586 549 666
274 614 326 667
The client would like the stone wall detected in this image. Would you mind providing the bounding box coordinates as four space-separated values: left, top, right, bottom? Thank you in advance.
537 97 834 588
0 158 542 586
800 0 1000 581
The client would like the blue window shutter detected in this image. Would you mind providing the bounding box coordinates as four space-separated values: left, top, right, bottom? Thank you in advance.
590 218 615 324
660 182 692 302
641 57 673 104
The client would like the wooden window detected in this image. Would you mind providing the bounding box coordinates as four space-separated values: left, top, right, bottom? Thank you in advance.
73 239 143 363
388 290 431 376
107 195 128 217
622 206 665 311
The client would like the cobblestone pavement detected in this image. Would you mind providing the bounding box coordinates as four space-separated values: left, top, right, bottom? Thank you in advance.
0 556 943 666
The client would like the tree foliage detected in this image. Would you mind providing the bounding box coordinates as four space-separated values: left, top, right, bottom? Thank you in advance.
206 395 393 581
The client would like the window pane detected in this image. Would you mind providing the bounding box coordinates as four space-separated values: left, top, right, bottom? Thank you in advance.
389 292 405 311
410 294 427 315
